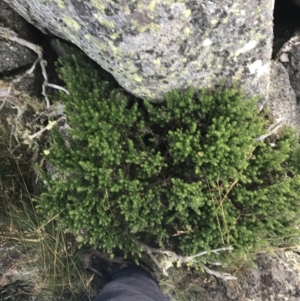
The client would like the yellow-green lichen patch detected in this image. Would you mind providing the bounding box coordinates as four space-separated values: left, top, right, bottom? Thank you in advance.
94 14 115 29
101 19 115 29
107 42 122 56
233 7 240 14
133 87 142 95
183 27 191 35
222 17 229 23
148 0 157 11
122 5 131 14
61 26 78 42
131 74 143 82
160 0 187 6
133 87 155 100
195 63 202 71
161 0 174 5
91 0 105 12
131 19 160 33
182 9 191 18
153 58 161 65
94 40 106 52
110 32 120 40
256 33 265 40
205 53 214 68
60 20 79 41
182 69 188 75
210 19 218 25
53 0 65 9
63 16 80 31
85 34 91 41
128 64 139 73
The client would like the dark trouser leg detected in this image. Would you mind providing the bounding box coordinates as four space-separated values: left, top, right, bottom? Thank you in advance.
93 267 168 301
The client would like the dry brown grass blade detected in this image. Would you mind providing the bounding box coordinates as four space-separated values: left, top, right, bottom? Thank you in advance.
0 122 97 299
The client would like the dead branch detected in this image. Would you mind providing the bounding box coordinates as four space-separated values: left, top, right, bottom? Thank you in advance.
136 240 236 280
202 264 237 281
27 116 66 141
254 118 284 142
0 235 42 243
0 26 69 110
140 242 167 275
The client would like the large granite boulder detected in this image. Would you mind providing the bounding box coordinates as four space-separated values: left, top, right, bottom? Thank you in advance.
4 0 274 102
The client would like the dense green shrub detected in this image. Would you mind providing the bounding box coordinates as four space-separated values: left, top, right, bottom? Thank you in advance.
38 52 300 257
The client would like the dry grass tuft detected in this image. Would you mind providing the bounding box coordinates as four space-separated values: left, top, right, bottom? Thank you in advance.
0 120 99 300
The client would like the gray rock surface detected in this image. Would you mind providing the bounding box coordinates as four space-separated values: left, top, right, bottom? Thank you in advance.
0 41 35 74
0 1 36 73
0 244 37 287
4 0 273 102
204 250 300 301
267 60 300 128
276 33 300 106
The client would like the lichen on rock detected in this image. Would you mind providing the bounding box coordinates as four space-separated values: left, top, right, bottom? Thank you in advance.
4 0 273 102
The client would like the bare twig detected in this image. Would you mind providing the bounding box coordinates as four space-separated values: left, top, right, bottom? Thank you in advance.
12 57 40 85
136 240 236 280
140 242 167 274
47 83 70 95
202 264 237 281
254 118 284 142
0 26 71 143
137 242 234 263
172 230 191 237
179 246 234 263
27 116 66 141
0 236 42 243
0 26 69 109
217 179 238 210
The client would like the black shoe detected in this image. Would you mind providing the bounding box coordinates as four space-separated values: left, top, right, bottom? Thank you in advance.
83 249 139 282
